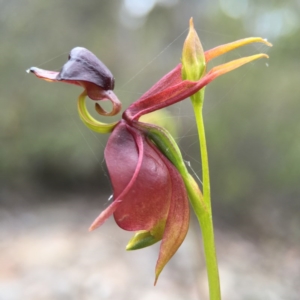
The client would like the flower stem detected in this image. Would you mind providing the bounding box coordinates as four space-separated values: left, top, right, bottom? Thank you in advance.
191 89 221 300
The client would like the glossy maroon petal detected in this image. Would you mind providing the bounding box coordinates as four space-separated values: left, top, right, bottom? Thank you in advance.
89 120 144 231
104 121 172 231
137 64 182 101
150 143 190 284
123 78 200 122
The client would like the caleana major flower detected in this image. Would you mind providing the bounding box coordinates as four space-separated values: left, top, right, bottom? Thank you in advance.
29 20 271 285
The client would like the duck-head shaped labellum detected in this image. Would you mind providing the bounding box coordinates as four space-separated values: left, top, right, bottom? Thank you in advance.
58 47 115 90
29 47 121 116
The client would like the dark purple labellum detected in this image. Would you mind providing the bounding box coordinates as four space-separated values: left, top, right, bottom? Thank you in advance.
57 47 115 90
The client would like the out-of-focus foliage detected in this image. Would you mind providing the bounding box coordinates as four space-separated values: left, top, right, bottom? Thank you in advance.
1 0 299 236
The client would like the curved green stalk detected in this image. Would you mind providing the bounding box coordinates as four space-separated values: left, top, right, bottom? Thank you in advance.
191 89 221 300
77 90 118 133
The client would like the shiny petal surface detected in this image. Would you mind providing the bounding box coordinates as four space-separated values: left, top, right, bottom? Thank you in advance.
137 64 182 102
151 143 190 284
105 121 172 231
123 76 201 121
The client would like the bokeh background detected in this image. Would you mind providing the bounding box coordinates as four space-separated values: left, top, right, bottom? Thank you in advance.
1 0 300 299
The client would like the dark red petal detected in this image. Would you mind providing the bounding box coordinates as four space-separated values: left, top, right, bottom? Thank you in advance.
137 64 182 101
150 143 190 284
89 121 144 231
105 121 172 231
123 78 199 122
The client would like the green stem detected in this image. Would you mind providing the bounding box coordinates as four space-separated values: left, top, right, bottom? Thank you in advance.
191 89 221 300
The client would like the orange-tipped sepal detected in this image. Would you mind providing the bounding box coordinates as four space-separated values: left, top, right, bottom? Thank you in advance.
206 53 269 82
205 37 272 63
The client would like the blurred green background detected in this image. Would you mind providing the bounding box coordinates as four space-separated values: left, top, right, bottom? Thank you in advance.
1 0 299 299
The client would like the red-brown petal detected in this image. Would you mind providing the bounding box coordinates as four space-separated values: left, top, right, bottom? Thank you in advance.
138 64 182 101
105 121 172 231
150 143 190 284
89 121 144 231
123 78 197 122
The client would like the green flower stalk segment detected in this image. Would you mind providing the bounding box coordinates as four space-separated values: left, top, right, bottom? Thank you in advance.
29 19 271 293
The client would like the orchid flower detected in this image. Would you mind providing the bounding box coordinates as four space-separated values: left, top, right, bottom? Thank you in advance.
29 20 271 287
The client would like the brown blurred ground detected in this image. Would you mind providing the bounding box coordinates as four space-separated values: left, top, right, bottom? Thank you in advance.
0 190 299 300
